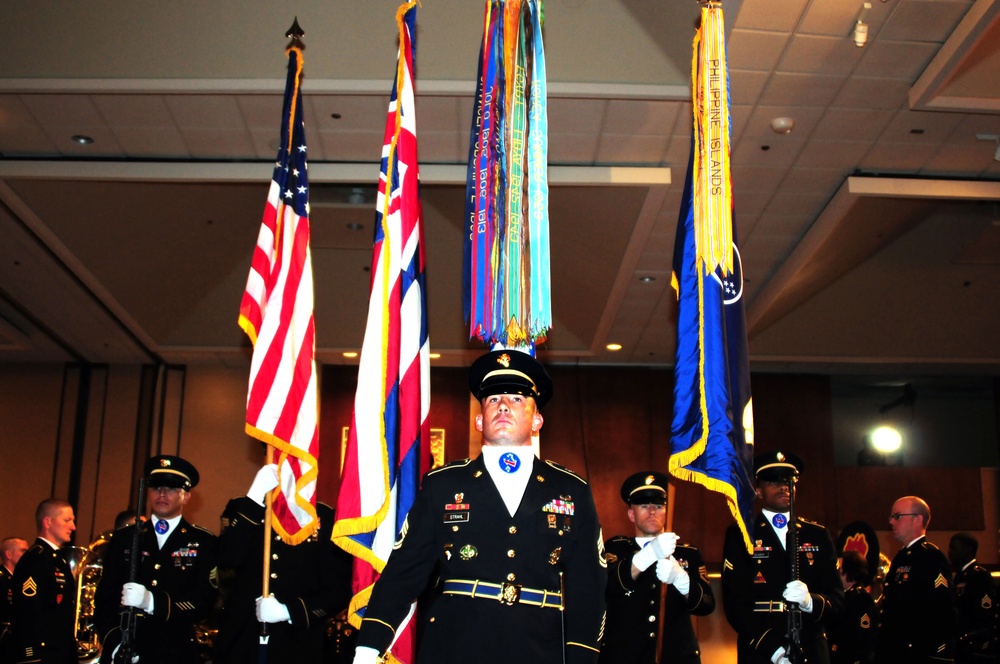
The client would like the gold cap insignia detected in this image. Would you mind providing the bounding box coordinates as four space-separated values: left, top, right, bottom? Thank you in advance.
644 475 655 485
497 353 511 367
776 452 786 462
161 458 171 467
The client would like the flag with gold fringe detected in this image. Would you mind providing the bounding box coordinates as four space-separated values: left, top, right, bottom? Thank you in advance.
668 4 756 554
238 43 319 545
332 3 429 662
464 0 550 348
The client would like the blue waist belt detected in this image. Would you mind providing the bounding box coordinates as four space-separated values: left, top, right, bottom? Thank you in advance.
442 579 562 609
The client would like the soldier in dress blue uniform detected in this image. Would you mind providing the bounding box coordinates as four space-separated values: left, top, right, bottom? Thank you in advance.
214 464 353 664
827 551 877 664
721 451 843 664
9 500 77 664
352 349 607 664
877 495 958 663
95 455 219 664
1 536 30 661
600 471 714 664
948 533 998 663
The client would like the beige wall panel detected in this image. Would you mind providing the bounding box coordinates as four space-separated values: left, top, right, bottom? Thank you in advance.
0 363 65 542
88 365 143 542
176 365 260 533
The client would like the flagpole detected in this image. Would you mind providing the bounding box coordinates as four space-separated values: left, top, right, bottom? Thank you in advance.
260 445 274 645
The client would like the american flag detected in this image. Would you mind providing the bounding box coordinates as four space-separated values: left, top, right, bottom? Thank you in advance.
238 45 319 545
333 3 429 662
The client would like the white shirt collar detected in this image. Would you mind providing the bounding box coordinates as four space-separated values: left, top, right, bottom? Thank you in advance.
39 537 61 551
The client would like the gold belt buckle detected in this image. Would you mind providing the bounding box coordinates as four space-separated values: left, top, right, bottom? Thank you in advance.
500 582 521 605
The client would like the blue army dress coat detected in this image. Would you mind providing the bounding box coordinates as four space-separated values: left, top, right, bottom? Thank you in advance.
722 513 844 664
953 560 998 661
9 539 76 664
95 518 218 664
827 584 877 664
599 538 715 664
214 497 353 664
357 454 607 664
877 537 957 662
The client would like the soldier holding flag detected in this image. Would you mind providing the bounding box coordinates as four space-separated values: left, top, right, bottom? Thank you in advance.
721 451 842 664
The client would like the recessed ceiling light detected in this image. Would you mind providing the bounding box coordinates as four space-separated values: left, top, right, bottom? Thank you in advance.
639 276 656 283
606 343 623 351
71 135 94 145
343 352 359 358
331 113 342 119
429 353 441 359
346 222 364 231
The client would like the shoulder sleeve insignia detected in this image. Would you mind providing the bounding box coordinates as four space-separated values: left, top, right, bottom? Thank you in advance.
723 559 734 571
21 577 37 596
981 595 992 609
597 529 607 568
699 565 710 584
209 567 219 589
606 552 618 564
933 573 949 589
860 612 871 629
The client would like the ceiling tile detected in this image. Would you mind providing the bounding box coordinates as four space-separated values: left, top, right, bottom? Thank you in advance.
777 35 865 75
833 77 911 109
795 138 873 169
595 133 668 165
855 41 940 79
734 0 808 33
859 140 939 171
812 107 895 141
880 108 964 143
799 0 875 37
164 96 248 130
760 72 845 107
727 29 791 72
549 98 607 135
730 70 771 106
548 132 599 165
879 0 972 43
602 100 679 136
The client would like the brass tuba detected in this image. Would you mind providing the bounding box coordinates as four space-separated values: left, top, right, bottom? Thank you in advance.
62 531 111 663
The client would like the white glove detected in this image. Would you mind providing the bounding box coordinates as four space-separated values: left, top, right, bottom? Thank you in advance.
771 647 792 664
650 532 678 559
122 582 154 612
255 595 292 623
632 532 679 572
110 644 140 664
655 557 691 595
353 646 382 664
247 464 280 505
782 579 814 613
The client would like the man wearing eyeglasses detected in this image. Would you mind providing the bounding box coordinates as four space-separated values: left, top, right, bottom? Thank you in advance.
877 495 957 663
95 455 219 664
600 471 715 663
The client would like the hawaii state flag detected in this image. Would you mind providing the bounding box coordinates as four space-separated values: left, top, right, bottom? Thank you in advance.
333 3 429 662
668 5 756 554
